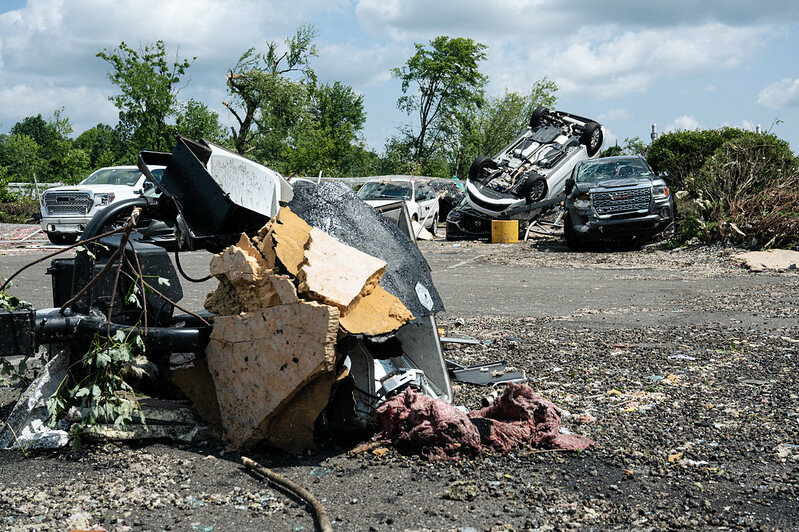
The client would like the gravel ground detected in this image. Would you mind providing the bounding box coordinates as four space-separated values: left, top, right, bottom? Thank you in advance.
1 238 798 531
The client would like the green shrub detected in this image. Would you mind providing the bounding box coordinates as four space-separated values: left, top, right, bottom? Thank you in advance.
647 128 754 191
0 200 40 223
662 131 798 248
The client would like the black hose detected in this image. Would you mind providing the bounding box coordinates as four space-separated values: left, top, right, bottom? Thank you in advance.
174 248 213 283
35 309 210 352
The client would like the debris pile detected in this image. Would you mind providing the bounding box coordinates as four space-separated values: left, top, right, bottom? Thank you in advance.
186 205 420 451
375 383 594 460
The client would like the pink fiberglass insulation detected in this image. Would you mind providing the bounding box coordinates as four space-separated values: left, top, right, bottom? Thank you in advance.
375 383 594 460
469 382 594 453
373 389 482 461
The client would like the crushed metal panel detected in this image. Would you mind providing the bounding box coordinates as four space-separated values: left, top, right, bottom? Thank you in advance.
0 350 70 450
205 140 293 219
288 181 444 318
450 360 526 386
394 316 452 402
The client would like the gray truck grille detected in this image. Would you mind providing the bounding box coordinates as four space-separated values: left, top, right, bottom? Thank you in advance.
44 192 92 215
592 188 651 215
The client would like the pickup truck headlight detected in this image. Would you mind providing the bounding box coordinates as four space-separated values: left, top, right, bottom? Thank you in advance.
573 194 591 209
652 185 670 199
94 193 115 206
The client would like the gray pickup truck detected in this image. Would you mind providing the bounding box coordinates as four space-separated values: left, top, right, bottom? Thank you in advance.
563 155 675 249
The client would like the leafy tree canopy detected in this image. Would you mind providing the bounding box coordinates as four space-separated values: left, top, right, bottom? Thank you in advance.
97 40 194 156
392 36 488 163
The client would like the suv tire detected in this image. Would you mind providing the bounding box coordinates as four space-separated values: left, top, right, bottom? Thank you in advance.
563 215 586 251
47 233 78 245
580 122 603 157
468 156 498 182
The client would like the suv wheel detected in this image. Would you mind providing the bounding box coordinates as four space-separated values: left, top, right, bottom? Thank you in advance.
580 122 603 157
47 233 78 245
468 156 498 183
529 106 549 128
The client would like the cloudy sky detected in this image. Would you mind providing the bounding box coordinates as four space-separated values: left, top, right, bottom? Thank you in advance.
2 0 799 154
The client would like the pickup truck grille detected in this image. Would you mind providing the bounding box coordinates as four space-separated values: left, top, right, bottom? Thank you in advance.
592 187 651 215
44 192 92 215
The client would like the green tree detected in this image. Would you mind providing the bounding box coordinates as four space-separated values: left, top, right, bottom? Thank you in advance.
308 81 368 176
392 36 488 163
97 40 194 155
10 114 58 151
224 24 318 154
74 124 127 168
647 128 752 190
175 99 228 143
1 134 44 181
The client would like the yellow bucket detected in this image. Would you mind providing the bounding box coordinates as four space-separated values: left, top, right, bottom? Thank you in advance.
491 220 519 243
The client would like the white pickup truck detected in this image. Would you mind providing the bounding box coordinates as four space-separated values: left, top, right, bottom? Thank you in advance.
39 166 164 244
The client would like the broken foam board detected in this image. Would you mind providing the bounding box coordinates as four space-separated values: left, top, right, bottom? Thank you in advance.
288 182 445 318
205 301 339 449
298 226 387 312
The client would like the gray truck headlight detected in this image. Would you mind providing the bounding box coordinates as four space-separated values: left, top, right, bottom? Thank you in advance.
94 193 115 206
573 194 591 209
653 185 670 199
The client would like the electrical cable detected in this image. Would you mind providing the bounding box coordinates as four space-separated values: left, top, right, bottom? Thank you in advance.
174 248 212 283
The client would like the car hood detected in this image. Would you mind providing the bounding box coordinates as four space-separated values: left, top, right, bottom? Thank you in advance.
44 184 134 195
362 198 409 208
576 177 654 192
448 203 489 221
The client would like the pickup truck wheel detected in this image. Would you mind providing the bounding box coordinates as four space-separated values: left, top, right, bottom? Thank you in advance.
563 215 585 251
468 156 498 182
47 233 77 245
529 106 549 128
580 122 603 157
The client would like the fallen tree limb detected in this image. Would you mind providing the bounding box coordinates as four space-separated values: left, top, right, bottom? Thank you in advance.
242 456 332 532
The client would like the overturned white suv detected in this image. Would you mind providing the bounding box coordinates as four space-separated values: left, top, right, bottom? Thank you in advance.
40 166 164 245
466 106 604 220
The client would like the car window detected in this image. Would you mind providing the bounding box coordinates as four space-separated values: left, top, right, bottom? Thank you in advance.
81 168 143 186
575 158 653 184
358 181 412 200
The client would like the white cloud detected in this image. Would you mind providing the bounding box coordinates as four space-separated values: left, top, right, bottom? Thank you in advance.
354 0 799 41
543 24 769 100
740 119 756 131
597 108 631 123
0 83 117 129
315 43 400 87
665 115 701 132
757 78 799 109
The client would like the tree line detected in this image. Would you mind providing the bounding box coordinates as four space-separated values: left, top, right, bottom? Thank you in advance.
0 25 558 190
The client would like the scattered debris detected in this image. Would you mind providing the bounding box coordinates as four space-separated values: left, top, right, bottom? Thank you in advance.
440 480 479 501
448 360 526 386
